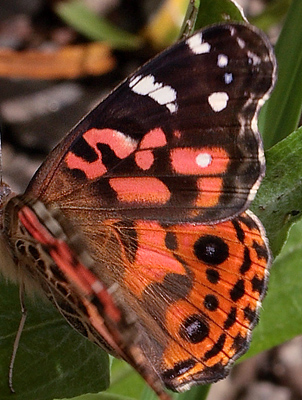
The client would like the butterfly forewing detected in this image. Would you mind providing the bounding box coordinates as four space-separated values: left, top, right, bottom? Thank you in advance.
27 23 276 224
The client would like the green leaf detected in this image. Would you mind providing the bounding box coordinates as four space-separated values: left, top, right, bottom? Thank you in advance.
178 385 210 400
0 281 109 400
106 359 145 399
249 0 291 31
195 0 245 29
63 393 135 400
259 0 302 149
139 385 163 400
251 126 302 257
55 0 143 50
242 218 302 358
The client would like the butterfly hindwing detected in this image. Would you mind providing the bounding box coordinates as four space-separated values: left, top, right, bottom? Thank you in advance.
113 210 270 391
3 196 172 400
3 194 270 394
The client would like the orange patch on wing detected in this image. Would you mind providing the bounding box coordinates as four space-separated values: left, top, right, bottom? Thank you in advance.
163 341 196 373
161 217 268 369
170 147 229 175
135 128 167 170
123 221 186 298
66 151 107 180
135 150 154 170
83 128 138 159
65 128 138 179
195 177 222 207
163 299 231 367
139 127 167 149
109 177 170 204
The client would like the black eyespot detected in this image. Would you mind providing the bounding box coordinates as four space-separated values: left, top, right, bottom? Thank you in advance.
180 314 209 344
194 235 229 265
206 268 220 284
204 294 219 311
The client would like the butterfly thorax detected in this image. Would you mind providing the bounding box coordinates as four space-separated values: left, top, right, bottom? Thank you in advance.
0 182 33 292
0 182 22 284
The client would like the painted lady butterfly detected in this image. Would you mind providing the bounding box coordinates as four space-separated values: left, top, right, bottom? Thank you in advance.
0 23 276 399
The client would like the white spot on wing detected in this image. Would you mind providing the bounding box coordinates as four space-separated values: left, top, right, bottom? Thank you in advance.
129 75 140 87
248 51 261 66
166 103 177 113
129 74 177 113
208 92 229 112
130 74 159 95
114 130 138 149
237 37 245 49
148 85 177 113
217 54 228 68
224 73 233 84
186 33 211 54
196 153 212 168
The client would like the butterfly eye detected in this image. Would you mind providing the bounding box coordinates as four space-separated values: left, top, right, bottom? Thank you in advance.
194 235 229 265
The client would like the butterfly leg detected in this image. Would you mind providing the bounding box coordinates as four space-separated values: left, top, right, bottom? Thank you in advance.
9 281 27 393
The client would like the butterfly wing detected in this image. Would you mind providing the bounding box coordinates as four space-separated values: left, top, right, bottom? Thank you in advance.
3 196 172 400
7 23 276 395
98 210 270 391
26 23 276 224
3 194 270 393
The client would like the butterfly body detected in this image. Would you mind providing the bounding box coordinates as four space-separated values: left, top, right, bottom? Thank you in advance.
0 23 276 399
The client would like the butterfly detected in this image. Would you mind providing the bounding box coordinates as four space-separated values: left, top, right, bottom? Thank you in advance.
0 23 276 399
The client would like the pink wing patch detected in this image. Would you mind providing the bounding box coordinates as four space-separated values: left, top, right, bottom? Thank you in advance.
65 128 138 179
